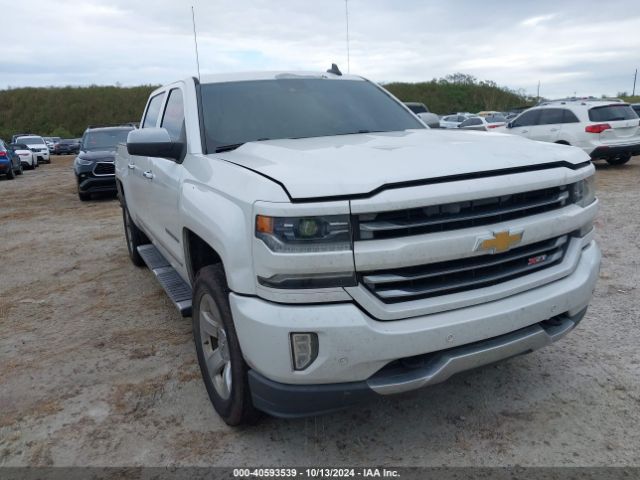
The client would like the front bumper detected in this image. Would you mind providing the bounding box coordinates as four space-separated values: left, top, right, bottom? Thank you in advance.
75 164 116 194
249 308 586 418
590 142 640 159
231 241 600 416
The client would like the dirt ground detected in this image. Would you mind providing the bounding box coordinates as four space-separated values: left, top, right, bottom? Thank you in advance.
0 154 639 467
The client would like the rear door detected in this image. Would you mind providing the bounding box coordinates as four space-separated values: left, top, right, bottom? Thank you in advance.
588 104 640 146
126 91 166 230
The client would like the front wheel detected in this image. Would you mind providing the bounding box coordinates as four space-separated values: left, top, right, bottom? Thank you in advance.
6 165 15 179
606 154 631 166
193 264 260 426
16 164 23 175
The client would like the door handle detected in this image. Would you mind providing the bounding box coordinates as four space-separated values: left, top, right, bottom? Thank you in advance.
142 170 154 179
550 128 559 132
127 163 135 169
521 129 529 133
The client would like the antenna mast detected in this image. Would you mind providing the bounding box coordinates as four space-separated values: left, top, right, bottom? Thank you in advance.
191 6 201 81
345 0 350 73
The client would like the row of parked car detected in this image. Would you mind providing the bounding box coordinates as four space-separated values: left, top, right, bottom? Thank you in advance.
0 135 50 179
407 98 640 166
42 137 81 155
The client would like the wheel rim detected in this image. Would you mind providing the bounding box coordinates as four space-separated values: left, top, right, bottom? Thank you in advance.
199 293 232 400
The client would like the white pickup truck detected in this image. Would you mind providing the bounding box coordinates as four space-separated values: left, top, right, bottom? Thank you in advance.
116 69 600 425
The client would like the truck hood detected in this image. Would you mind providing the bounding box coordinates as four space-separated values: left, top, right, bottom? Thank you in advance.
215 129 590 200
78 150 116 160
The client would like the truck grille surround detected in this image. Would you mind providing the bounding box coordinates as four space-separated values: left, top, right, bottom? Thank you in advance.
93 162 115 176
361 234 570 303
355 185 571 240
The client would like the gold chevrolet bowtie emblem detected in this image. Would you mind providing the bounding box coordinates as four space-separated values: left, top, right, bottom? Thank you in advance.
476 230 523 254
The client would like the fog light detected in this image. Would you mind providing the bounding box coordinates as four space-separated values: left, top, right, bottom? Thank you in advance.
290 333 319 371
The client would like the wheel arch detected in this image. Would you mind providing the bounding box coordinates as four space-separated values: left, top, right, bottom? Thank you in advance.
183 228 225 286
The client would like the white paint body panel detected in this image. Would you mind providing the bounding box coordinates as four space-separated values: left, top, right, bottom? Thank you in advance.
116 71 601 387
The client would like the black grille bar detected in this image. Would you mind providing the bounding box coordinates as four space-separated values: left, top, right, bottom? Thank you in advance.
357 185 572 240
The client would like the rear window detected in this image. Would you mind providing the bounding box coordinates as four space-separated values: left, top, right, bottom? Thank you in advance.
588 104 638 122
486 115 506 123
16 136 44 144
406 104 428 114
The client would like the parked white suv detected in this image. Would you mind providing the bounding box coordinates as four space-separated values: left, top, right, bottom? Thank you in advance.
499 99 640 165
116 70 600 425
15 135 50 164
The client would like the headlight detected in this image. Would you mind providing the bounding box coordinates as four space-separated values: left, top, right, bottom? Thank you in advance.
255 215 352 253
572 176 596 207
76 157 93 166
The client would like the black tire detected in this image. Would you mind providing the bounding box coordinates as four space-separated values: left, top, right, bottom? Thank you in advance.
193 264 260 426
6 165 15 180
606 154 631 166
16 164 23 175
122 204 148 267
78 191 91 201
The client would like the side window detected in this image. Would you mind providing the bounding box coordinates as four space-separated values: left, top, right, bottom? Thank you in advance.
160 89 186 142
512 110 540 127
142 93 165 128
562 109 580 123
538 109 565 125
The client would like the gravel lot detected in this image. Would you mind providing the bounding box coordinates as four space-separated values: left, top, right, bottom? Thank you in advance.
0 155 639 467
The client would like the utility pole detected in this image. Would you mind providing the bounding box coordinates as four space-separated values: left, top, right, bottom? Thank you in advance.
536 80 540 101
345 0 350 73
633 69 637 97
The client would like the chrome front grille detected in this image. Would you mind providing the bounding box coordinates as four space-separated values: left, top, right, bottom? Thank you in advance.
93 162 115 176
356 185 572 240
361 235 569 303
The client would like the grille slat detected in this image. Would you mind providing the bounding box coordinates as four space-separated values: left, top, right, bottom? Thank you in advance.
93 162 115 176
357 185 572 240
361 235 569 303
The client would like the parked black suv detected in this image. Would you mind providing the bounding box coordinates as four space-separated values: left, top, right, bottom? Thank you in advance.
55 138 80 155
74 125 134 201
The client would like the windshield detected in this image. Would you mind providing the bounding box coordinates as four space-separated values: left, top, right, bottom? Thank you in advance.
82 129 132 151
589 104 638 122
17 136 45 145
200 78 424 152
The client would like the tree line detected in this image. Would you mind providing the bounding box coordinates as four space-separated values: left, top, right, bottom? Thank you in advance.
0 85 157 140
13 74 628 141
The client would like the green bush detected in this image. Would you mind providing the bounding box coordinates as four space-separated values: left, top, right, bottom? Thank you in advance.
383 73 532 114
0 85 158 140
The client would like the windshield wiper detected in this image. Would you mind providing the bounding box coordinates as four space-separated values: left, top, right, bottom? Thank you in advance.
214 138 273 153
214 143 245 153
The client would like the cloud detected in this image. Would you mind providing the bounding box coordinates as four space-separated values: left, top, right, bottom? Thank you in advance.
521 14 557 27
1 0 639 99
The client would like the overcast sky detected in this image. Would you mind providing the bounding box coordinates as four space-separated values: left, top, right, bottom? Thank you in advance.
1 0 639 98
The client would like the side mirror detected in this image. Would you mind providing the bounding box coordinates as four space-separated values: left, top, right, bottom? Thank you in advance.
506 122 514 128
126 128 184 161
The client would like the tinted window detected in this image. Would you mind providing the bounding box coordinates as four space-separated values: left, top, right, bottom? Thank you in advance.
161 89 186 142
143 93 165 128
82 129 133 151
443 116 457 122
512 110 540 127
486 115 506 123
200 79 424 151
406 103 428 114
538 109 565 125
460 118 482 127
562 110 579 123
589 104 638 122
